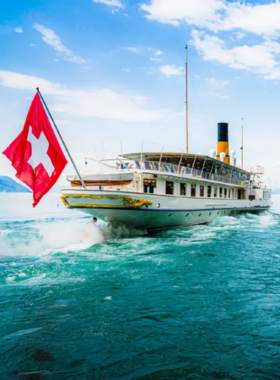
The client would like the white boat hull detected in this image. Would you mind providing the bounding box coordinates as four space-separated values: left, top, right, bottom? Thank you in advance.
61 190 271 230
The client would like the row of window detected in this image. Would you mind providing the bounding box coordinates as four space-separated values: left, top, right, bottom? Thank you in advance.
144 179 234 199
176 182 231 198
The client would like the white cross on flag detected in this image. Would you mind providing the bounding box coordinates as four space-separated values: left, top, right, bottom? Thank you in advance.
2 93 68 206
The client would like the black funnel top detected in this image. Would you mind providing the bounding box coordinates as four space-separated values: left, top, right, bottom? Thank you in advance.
218 123 228 142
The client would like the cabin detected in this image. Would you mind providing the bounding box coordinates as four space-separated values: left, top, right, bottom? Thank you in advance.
97 153 271 203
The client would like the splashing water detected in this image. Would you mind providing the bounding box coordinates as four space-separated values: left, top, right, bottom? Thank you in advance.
1 193 280 379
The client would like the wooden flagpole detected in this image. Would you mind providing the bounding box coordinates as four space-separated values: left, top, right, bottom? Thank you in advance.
36 88 87 189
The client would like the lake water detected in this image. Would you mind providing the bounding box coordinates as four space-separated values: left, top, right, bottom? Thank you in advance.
1 193 280 379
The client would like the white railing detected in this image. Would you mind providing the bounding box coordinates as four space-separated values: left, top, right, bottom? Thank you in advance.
118 160 247 187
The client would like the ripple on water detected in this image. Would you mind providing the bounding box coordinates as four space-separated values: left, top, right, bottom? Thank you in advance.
0 195 280 379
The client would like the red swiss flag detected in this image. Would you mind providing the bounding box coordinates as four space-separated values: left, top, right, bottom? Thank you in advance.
2 93 68 207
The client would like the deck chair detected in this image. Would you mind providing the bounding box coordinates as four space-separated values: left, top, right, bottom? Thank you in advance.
144 161 151 170
135 161 141 170
154 162 159 171
169 165 176 174
162 164 169 172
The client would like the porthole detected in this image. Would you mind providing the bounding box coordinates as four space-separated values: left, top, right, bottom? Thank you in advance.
209 212 211 216
199 213 201 217
157 203 160 209
217 211 220 215
168 213 173 217
185 213 189 217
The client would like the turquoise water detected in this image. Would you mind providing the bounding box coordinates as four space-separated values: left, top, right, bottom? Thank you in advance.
1 193 280 380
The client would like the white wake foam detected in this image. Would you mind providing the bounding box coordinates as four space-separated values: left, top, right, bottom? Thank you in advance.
0 217 148 258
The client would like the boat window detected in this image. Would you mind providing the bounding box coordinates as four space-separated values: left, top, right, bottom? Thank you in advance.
144 179 156 194
207 186 211 197
219 188 223 198
180 183 186 196
224 188 227 197
200 186 204 197
238 189 242 200
154 162 159 171
228 189 231 198
166 181 174 195
191 184 196 197
214 187 217 197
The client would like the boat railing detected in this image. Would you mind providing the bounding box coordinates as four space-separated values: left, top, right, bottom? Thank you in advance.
129 160 245 186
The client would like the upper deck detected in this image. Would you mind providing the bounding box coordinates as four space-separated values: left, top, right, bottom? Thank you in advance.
120 152 252 187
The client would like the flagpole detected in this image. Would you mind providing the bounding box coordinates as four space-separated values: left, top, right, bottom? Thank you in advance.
36 88 87 190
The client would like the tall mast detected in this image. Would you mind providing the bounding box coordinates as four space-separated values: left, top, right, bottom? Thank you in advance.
241 118 244 169
185 45 189 154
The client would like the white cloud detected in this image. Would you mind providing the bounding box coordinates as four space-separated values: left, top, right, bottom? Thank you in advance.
235 32 244 41
141 0 280 38
154 49 162 56
33 24 87 64
191 30 280 80
0 71 62 94
123 47 140 53
201 91 230 100
207 77 229 89
13 27 23 34
0 26 23 34
0 70 171 123
122 68 130 72
123 47 163 63
218 1 280 37
142 66 155 74
160 64 184 77
151 49 163 62
141 0 226 28
92 0 124 8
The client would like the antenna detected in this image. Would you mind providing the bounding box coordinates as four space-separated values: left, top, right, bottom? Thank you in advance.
241 118 244 169
185 44 189 154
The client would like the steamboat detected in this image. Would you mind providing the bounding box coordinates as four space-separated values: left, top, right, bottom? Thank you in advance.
61 48 271 231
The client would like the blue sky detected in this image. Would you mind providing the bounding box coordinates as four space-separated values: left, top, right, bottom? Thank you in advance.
0 0 280 186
